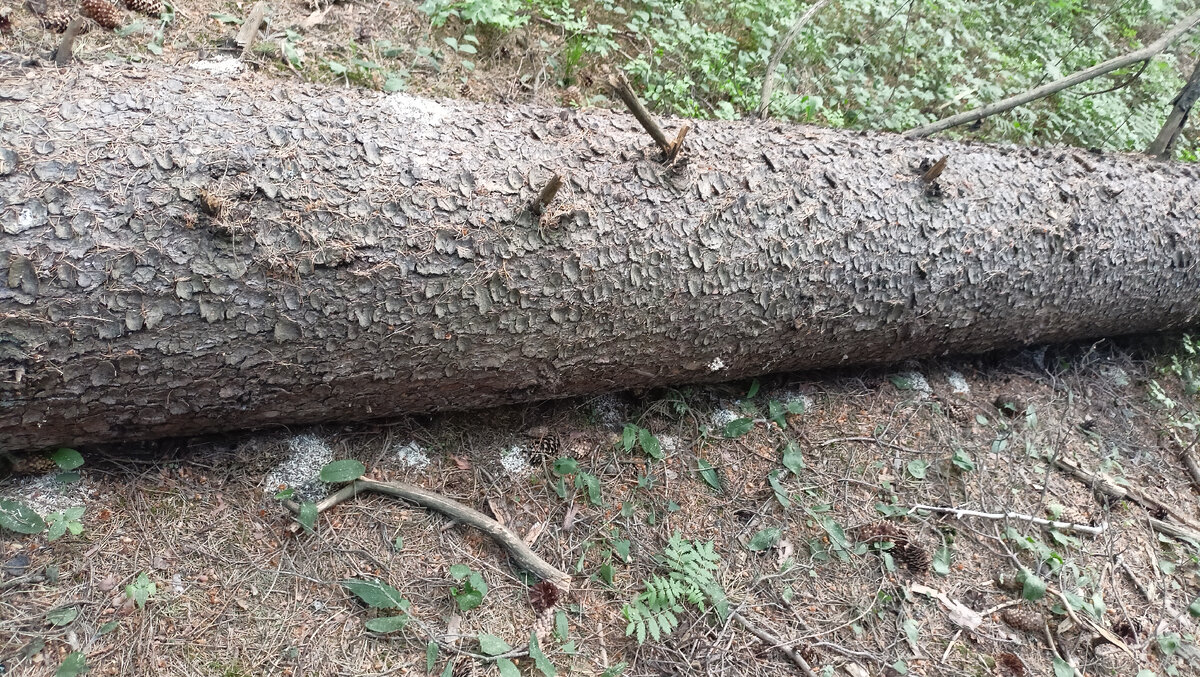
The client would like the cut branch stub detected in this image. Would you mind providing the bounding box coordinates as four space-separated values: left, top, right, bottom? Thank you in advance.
608 72 673 154
54 18 87 67
529 173 562 216
665 125 690 164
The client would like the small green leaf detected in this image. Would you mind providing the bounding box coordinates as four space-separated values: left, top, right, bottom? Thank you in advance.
552 457 578 475
696 458 722 491
786 399 805 414
933 546 952 576
1188 596 1200 617
319 459 366 483
383 75 406 93
47 520 67 542
600 662 628 677
612 539 631 562
781 442 805 475
365 614 410 633
902 618 919 645
951 449 975 471
746 379 760 398
975 414 989 425
208 11 243 24
146 42 163 55
906 459 928 480
274 487 295 500
47 606 79 626
767 400 787 428
126 572 156 609
55 471 81 484
1158 632 1180 656
768 470 790 509
637 428 662 459
1053 657 1075 677
528 633 556 677
478 633 512 656
747 527 782 551
577 471 602 505
441 661 455 677
342 578 407 609
723 418 754 438
297 501 317 532
1019 569 1046 602
598 563 615 586
891 660 909 675
621 425 637 452
555 610 569 640
449 564 471 580
393 534 403 551
55 652 88 677
97 620 119 636
496 658 521 677
425 641 438 674
327 60 348 75
52 448 85 470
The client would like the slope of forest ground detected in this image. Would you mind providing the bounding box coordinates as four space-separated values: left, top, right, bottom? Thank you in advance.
4 1 1200 676
5 336 1200 677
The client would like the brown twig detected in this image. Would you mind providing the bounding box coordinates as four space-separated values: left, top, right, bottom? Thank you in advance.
1148 59 1200 159
54 18 86 67
664 125 689 164
284 478 571 589
1048 454 1200 536
529 173 562 216
237 1 267 60
608 72 670 152
730 611 818 677
908 504 1107 536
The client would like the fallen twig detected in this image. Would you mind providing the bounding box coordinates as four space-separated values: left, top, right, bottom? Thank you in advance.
1045 585 1135 660
730 611 818 677
1048 454 1200 540
54 18 86 67
908 504 1107 536
284 478 571 589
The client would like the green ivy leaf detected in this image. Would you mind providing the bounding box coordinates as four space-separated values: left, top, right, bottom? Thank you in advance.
297 501 317 532
696 458 722 491
577 471 602 506
383 74 406 93
97 620 119 636
52 448 84 470
342 579 408 609
933 546 952 576
747 527 782 551
449 564 471 580
767 400 787 428
496 658 521 677
319 459 366 483
552 457 578 475
1019 569 1047 602
46 606 79 627
951 449 975 471
1052 657 1075 677
637 428 663 460
528 633 556 677
126 572 156 609
425 641 438 674
621 425 637 452
781 442 805 475
767 470 790 509
907 459 928 480
55 652 87 677
723 418 754 438
365 614 411 633
208 12 243 24
745 379 760 398
478 633 512 655
1188 596 1200 617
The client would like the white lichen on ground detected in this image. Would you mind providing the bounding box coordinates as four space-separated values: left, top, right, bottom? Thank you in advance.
263 433 334 501
394 441 430 469
946 370 971 395
709 407 740 429
190 58 244 75
590 394 629 429
500 445 532 477
658 434 681 454
708 357 726 372
0 473 89 516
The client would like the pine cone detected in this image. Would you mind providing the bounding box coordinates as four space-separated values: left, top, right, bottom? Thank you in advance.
42 11 77 33
1001 607 1045 633
80 0 124 29
533 607 555 643
996 652 1026 676
859 521 911 548
122 0 159 15
529 580 561 613
893 543 930 574
0 9 12 34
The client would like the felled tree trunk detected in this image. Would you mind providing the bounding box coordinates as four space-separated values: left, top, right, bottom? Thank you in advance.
2 61 1199 452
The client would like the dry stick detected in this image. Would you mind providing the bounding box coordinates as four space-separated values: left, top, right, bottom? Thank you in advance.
1148 59 1200 159
904 8 1200 138
54 18 86 67
608 72 670 152
237 1 268 60
529 173 562 216
284 478 572 589
1048 455 1200 541
664 125 689 164
907 504 1107 536
756 0 834 118
729 612 818 677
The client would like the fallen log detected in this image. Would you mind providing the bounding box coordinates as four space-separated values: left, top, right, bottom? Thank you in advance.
1 60 1199 452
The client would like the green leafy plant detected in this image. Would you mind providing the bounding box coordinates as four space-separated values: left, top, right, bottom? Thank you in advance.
126 572 156 609
45 507 85 541
0 499 46 535
342 578 413 632
623 534 727 643
621 425 664 460
320 459 366 483
449 564 488 611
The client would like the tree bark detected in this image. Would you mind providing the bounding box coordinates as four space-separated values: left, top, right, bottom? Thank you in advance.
2 61 1200 452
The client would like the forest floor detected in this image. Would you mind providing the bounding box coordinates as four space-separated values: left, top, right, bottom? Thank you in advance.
4 3 1200 677
5 335 1200 677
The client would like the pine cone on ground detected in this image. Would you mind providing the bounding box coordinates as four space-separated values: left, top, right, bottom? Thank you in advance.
0 9 13 34
80 0 124 29
530 580 561 642
1001 607 1045 633
893 543 931 574
122 0 159 15
42 11 78 33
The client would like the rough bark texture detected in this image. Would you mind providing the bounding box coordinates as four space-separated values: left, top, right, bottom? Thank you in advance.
2 60 1200 452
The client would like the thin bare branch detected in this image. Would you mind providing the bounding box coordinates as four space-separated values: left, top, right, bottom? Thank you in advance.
905 9 1200 138
757 0 834 118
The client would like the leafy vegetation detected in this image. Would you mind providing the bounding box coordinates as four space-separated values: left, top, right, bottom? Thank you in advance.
623 534 727 643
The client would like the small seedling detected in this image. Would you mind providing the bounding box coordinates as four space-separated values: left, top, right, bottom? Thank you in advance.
44 507 85 541
126 572 156 609
449 564 488 611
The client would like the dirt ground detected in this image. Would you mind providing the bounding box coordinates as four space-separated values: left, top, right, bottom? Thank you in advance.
4 3 1200 676
5 335 1200 677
